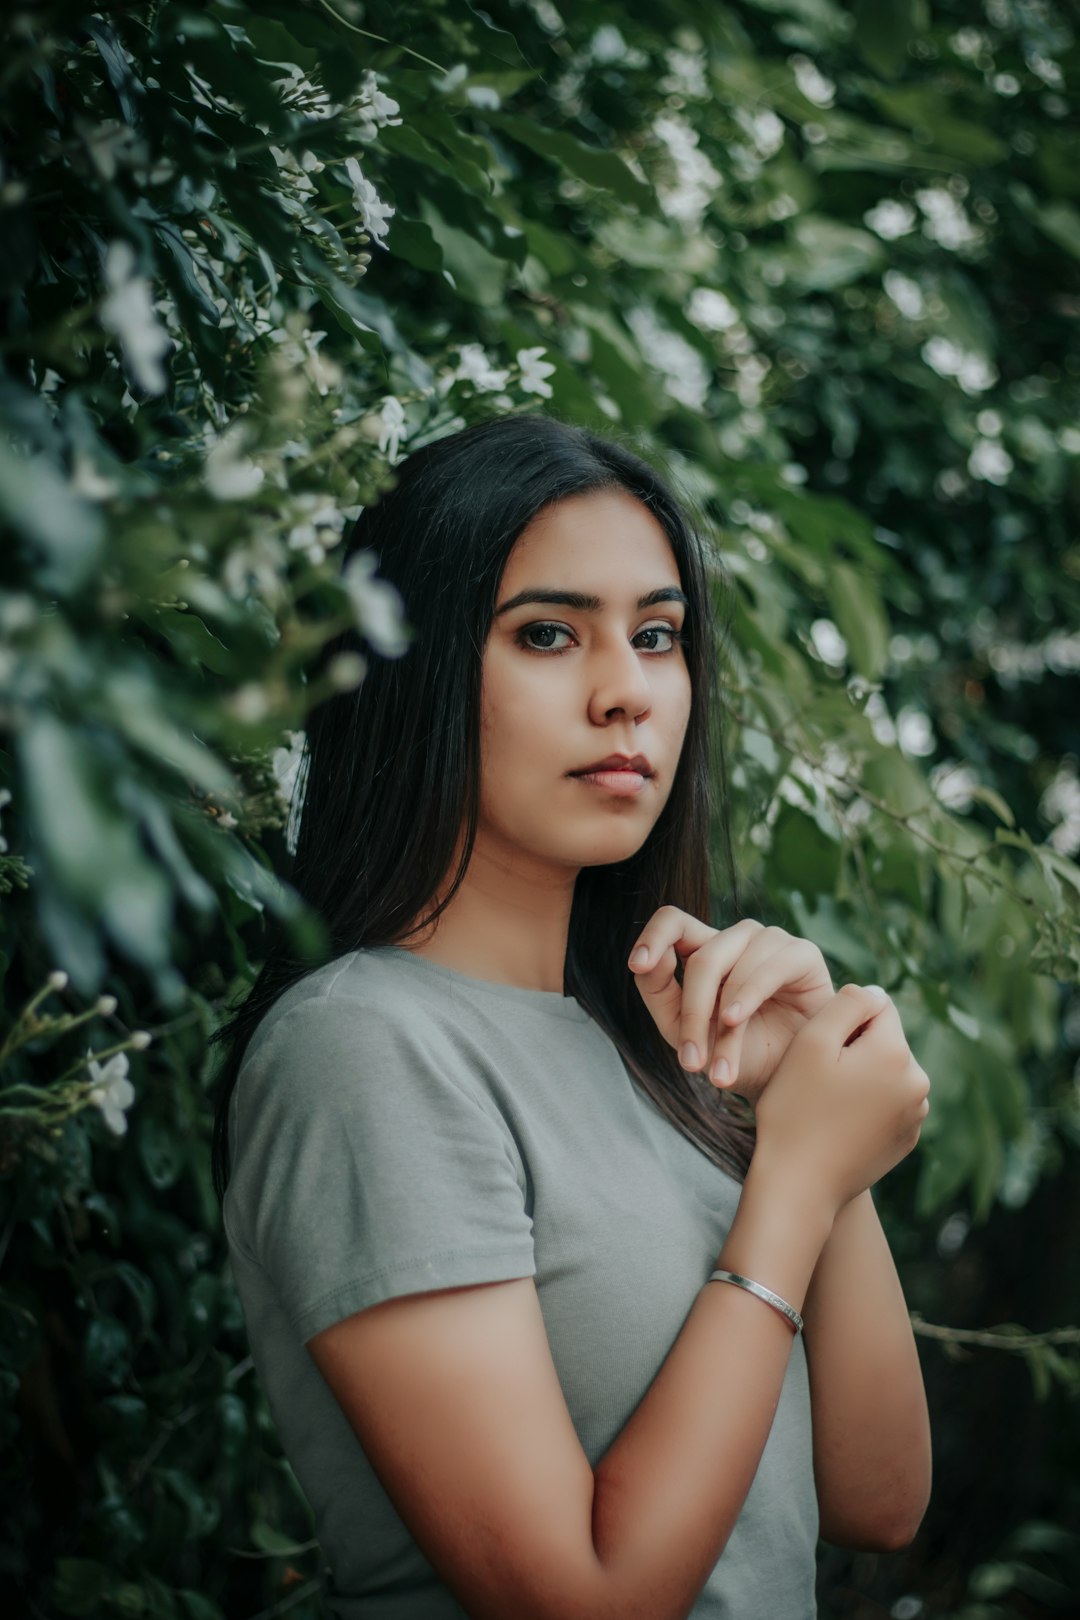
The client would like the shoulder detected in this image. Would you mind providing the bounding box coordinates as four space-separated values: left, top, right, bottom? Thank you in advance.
235 950 508 1124
247 950 437 1053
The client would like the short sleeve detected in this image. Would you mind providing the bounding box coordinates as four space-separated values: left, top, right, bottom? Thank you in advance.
224 993 536 1342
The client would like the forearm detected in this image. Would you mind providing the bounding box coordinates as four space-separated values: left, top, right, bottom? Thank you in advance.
587 1157 835 1620
801 1189 932 1549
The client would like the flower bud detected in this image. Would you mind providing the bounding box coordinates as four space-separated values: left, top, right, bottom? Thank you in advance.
48 970 69 990
130 1030 153 1050
97 995 118 1016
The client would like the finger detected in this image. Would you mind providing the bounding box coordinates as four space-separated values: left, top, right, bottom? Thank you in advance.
842 992 908 1054
707 1015 747 1088
821 982 898 1048
627 905 719 980
717 936 831 1029
702 930 808 1087
675 921 765 1070
629 940 684 1037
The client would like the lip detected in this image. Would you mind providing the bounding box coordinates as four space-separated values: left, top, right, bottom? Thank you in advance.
572 769 649 797
569 753 654 777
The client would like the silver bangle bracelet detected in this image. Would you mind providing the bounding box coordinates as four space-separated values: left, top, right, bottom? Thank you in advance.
708 1269 804 1336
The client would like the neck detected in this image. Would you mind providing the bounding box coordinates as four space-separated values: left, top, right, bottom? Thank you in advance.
398 836 577 993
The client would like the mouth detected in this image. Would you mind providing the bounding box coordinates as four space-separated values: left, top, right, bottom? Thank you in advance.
566 767 650 800
569 754 654 778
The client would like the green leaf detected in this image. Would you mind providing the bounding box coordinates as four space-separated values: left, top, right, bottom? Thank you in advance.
177 1594 225 1620
52 1558 108 1617
381 122 491 197
250 1518 310 1556
787 216 885 292
146 609 236 676
0 440 104 595
84 1317 132 1391
138 1115 186 1191
966 784 1015 828
869 86 1009 165
418 199 508 304
484 113 654 211
101 666 239 800
854 0 924 78
768 804 841 900
387 214 444 273
828 559 890 680
1031 199 1080 262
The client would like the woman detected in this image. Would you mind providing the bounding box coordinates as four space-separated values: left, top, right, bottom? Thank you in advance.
212 413 932 1620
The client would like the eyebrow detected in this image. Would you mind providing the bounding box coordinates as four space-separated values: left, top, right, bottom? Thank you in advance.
493 586 689 617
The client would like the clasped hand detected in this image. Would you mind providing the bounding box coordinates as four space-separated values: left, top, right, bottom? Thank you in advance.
627 907 842 1105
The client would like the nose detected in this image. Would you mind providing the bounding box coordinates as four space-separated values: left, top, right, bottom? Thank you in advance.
586 636 654 726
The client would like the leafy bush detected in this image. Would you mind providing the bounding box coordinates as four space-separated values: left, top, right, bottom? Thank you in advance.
2 1 1079 1615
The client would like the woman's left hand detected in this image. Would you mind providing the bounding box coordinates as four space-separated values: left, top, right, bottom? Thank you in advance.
627 908 834 1106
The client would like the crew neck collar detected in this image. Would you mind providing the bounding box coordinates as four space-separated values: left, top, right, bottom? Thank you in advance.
364 946 591 1022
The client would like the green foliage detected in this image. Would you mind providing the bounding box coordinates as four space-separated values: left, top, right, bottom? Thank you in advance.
2 0 1079 1614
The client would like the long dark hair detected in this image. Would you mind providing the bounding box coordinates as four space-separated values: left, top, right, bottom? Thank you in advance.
210 412 754 1196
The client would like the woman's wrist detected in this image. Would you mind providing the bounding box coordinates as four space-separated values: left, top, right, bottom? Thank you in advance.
718 1151 838 1316
744 1140 843 1232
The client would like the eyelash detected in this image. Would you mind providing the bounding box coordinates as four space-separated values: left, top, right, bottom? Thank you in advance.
515 621 688 656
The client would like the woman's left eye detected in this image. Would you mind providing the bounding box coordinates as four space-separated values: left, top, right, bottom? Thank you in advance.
516 622 685 654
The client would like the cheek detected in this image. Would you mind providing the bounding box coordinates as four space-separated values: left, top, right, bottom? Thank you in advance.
478 660 544 785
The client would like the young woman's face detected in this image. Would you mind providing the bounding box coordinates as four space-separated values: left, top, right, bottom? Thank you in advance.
479 487 693 873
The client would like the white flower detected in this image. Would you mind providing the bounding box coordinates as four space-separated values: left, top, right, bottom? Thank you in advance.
302 327 342 396
344 158 394 247
271 729 307 854
222 535 287 605
287 494 345 564
897 706 936 757
275 63 341 121
99 240 171 395
455 343 511 392
653 114 722 224
342 550 410 657
269 145 318 197
930 761 978 812
864 200 917 241
968 438 1014 485
86 1049 136 1136
883 270 924 320
516 346 556 398
791 55 835 107
205 425 265 500
916 187 981 251
625 308 710 409
921 337 996 395
735 106 785 159
686 287 740 331
360 71 402 128
377 396 406 462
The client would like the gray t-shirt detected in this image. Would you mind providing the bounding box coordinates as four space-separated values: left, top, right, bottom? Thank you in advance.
224 946 818 1619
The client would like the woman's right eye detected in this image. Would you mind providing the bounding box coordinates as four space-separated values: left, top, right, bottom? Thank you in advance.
516 623 573 653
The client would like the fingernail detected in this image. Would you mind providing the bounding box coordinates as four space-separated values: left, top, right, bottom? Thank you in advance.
865 984 887 999
711 1057 731 1085
680 1042 700 1070
630 946 649 968
725 1002 742 1023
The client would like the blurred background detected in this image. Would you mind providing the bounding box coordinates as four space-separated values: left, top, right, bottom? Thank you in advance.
1 1 1078 1615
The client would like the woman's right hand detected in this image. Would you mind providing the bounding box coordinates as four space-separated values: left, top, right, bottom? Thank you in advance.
752 983 930 1214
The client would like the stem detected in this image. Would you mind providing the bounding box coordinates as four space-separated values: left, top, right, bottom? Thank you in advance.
314 0 446 73
721 694 1048 924
0 981 65 1065
911 1315 1080 1352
